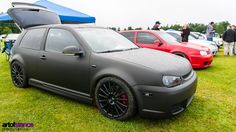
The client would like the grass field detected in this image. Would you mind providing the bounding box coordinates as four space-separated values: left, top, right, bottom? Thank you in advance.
0 49 235 132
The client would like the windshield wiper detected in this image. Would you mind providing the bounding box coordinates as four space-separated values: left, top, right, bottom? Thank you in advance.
98 49 125 53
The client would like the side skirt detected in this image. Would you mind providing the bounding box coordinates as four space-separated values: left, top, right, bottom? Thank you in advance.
29 78 93 104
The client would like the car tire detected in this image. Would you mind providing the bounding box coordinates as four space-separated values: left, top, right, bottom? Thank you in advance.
10 61 28 88
95 77 136 120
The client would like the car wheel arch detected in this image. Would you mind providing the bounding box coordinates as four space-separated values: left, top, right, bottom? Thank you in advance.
10 54 25 66
172 51 190 61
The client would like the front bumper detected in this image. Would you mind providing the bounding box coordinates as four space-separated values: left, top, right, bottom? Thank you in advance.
132 71 197 118
190 54 213 69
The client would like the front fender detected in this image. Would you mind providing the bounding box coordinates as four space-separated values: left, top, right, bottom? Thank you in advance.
90 67 137 96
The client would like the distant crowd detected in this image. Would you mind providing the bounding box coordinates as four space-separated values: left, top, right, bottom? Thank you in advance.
152 21 236 56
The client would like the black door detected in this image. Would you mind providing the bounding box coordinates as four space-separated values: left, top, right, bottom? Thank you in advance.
17 28 46 78
35 28 90 94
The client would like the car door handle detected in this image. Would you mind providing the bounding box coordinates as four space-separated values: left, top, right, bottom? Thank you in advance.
40 55 47 60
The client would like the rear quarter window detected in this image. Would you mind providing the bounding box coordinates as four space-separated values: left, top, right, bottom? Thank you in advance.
20 28 46 50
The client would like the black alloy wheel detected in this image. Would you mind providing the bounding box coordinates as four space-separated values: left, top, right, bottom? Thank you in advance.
11 61 28 88
95 77 136 120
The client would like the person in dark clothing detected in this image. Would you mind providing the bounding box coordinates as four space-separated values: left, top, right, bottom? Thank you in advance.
223 25 236 56
232 25 236 54
181 24 190 42
152 21 161 30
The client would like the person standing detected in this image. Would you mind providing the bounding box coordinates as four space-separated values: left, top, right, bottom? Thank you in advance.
181 24 190 42
206 22 215 41
232 25 236 54
1 36 6 51
223 25 236 56
152 21 161 30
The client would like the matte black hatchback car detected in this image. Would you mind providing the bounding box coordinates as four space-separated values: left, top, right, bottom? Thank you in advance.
8 3 197 120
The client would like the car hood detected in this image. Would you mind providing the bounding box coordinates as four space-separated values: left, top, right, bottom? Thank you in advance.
101 48 192 76
187 40 218 51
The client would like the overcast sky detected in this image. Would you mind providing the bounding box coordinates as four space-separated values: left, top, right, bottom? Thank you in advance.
0 0 235 29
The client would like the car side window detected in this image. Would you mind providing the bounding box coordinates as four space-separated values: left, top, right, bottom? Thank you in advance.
136 32 158 44
20 28 46 50
45 29 79 53
120 32 135 42
168 32 182 42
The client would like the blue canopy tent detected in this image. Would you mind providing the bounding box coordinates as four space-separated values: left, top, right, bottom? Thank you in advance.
0 0 96 23
0 13 12 22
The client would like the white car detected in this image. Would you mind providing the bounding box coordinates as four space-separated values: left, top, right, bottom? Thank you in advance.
5 33 19 42
166 31 218 56
192 32 223 48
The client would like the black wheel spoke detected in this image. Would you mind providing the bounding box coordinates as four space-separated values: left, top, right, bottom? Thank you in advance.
106 104 111 113
100 102 108 108
113 86 120 96
111 106 114 117
99 88 109 96
99 99 107 103
108 81 112 92
117 101 128 108
103 84 109 94
98 94 108 99
116 103 125 113
117 99 128 101
114 105 120 116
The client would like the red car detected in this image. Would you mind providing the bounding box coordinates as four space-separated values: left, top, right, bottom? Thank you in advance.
120 30 213 69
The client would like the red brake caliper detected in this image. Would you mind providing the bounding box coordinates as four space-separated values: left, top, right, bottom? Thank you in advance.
121 94 127 105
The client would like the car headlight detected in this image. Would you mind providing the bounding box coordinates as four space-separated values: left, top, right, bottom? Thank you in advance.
162 76 182 88
200 50 208 56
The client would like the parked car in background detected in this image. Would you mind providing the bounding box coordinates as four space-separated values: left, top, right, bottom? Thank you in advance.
5 33 19 42
166 31 218 56
8 2 198 120
1 34 19 55
0 34 7 40
192 32 223 48
120 30 213 69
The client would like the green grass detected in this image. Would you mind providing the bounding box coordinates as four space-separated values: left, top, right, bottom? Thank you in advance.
0 49 236 132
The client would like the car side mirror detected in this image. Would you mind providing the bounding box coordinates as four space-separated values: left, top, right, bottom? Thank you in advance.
154 40 163 46
62 46 84 57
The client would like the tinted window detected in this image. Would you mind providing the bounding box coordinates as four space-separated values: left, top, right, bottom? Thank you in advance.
20 28 46 50
136 32 158 44
45 29 79 53
120 32 135 42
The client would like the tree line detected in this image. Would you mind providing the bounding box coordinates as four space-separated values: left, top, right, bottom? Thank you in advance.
110 21 230 34
0 21 230 35
0 22 21 35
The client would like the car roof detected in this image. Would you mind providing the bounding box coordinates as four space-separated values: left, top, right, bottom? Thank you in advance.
27 24 107 30
121 30 162 33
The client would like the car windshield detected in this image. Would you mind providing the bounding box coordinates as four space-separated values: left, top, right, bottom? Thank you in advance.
77 28 139 53
189 34 197 40
155 31 179 43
